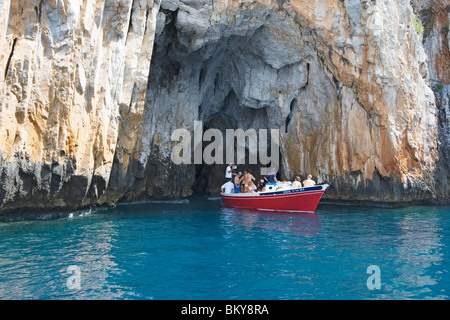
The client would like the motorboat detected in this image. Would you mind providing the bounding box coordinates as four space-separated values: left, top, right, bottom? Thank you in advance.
220 183 329 213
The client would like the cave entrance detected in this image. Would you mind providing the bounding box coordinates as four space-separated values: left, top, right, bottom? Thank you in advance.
144 4 312 196
192 90 271 195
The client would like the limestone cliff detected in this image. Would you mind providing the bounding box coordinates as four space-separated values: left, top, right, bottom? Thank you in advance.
413 0 450 203
0 0 448 215
0 0 161 213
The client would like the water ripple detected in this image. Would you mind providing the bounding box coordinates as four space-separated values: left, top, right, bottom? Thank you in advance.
0 202 449 299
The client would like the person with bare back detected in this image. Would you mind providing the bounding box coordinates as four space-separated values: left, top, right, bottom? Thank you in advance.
302 174 316 187
240 170 256 193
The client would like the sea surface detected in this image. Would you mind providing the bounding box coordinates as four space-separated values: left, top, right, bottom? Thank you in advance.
0 197 449 300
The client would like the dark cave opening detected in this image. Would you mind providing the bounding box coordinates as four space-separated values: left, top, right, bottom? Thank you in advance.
285 98 298 133
142 5 314 196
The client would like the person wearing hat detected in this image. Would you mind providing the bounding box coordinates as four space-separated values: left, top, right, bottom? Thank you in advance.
225 163 233 180
256 179 266 192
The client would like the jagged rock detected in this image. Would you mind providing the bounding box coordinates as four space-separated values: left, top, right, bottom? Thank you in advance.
0 0 162 213
0 0 448 215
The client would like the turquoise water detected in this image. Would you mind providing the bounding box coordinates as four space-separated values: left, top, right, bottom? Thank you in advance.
0 198 449 300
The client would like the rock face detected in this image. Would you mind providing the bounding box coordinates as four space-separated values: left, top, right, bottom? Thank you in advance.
0 0 161 213
0 0 448 215
413 0 450 203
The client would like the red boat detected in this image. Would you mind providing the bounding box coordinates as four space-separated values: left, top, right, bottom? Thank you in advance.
221 184 329 213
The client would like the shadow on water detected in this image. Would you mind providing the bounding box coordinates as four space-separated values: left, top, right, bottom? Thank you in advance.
218 206 323 238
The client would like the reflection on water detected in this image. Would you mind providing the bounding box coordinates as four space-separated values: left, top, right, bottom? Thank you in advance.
63 220 129 299
384 210 447 299
0 217 138 299
315 206 450 300
220 207 323 238
0 202 449 299
216 207 326 298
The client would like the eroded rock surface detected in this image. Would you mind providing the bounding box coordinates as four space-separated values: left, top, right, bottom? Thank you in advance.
0 0 448 215
0 0 161 213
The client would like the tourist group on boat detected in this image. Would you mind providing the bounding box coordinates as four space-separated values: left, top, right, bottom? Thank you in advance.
221 163 316 194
